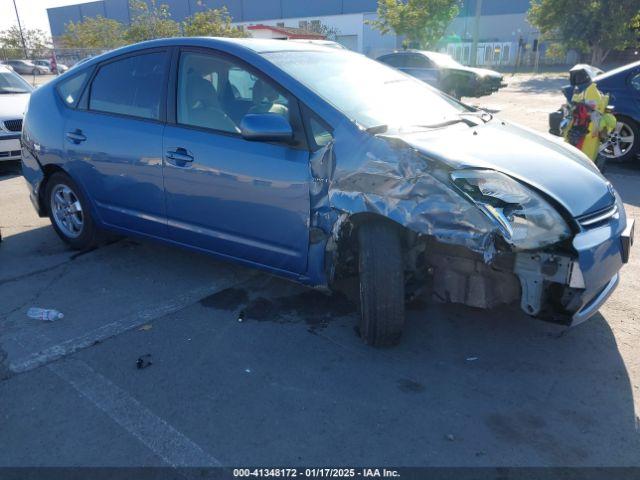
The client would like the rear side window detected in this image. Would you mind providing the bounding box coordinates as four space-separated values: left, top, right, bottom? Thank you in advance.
379 55 406 68
631 72 640 91
57 71 89 107
89 52 167 120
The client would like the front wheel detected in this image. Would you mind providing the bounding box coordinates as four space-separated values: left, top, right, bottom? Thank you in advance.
357 221 405 346
45 172 99 250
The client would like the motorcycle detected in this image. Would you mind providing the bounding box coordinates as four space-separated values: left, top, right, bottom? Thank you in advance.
549 64 617 171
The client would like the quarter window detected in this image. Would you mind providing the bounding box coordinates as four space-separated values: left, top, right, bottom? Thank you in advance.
631 73 640 91
89 52 167 120
57 71 89 107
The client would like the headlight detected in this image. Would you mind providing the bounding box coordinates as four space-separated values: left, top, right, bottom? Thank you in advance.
451 169 571 250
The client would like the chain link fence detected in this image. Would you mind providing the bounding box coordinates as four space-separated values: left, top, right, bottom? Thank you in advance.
1 47 107 69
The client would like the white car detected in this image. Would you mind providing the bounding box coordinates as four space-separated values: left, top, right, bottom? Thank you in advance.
0 65 32 162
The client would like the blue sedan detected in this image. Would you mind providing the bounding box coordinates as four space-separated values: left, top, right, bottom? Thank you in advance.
593 61 640 163
21 38 634 346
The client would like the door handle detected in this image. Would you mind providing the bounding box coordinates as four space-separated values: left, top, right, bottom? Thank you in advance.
166 148 194 166
66 130 86 144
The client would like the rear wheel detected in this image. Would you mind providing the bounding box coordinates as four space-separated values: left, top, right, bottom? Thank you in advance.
45 172 99 250
357 221 405 346
600 118 638 164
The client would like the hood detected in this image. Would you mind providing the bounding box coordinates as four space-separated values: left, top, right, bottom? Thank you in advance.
390 121 614 217
449 65 502 79
0 93 30 121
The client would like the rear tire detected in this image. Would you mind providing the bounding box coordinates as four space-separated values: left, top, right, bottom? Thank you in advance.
45 172 99 250
600 117 639 164
357 221 405 346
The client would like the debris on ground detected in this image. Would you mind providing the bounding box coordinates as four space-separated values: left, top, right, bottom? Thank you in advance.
136 354 152 370
27 308 64 322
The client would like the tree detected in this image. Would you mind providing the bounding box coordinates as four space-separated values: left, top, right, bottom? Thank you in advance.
60 16 127 49
368 0 461 49
529 0 640 66
126 0 181 43
183 6 247 38
0 26 51 58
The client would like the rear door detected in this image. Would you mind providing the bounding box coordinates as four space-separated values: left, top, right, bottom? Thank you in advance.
63 49 170 237
161 48 311 274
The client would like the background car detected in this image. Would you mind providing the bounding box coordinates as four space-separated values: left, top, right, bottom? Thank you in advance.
377 50 505 98
34 59 69 74
0 64 32 162
550 61 640 165
3 59 49 76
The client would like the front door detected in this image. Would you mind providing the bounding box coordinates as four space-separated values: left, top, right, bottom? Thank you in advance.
63 50 170 238
162 50 311 274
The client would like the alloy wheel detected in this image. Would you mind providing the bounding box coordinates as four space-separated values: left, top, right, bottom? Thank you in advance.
51 184 84 238
600 121 635 160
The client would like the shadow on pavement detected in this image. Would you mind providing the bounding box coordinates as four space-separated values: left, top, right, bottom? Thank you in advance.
606 163 640 207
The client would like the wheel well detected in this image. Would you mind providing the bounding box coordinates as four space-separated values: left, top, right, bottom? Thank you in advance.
38 164 67 214
328 212 416 282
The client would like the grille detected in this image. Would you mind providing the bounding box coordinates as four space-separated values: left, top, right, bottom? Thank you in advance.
577 203 618 228
4 119 22 132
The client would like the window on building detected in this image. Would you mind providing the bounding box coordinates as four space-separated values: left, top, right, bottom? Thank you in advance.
310 20 321 32
277 22 285 27
298 20 308 30
89 52 167 120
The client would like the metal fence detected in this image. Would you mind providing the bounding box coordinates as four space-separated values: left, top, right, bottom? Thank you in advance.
1 47 107 69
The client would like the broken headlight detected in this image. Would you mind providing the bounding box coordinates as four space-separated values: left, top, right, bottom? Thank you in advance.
451 169 571 250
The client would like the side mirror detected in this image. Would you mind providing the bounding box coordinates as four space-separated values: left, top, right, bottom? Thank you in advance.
240 114 293 142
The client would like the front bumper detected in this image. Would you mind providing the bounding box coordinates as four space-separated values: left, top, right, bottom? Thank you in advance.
0 134 22 161
568 215 633 326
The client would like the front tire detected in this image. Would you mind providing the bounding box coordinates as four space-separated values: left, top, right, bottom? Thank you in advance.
45 172 99 250
357 221 405 346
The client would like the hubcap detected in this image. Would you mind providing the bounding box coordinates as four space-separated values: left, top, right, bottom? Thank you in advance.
51 184 84 238
600 121 635 159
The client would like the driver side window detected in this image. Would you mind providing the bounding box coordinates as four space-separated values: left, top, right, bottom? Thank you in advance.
176 51 289 134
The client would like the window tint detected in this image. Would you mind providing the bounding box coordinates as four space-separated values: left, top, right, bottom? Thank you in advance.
177 51 289 133
89 52 167 120
57 70 88 106
631 73 640 91
405 54 428 68
379 55 405 68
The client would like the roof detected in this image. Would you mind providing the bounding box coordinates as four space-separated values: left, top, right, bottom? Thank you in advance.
247 24 325 40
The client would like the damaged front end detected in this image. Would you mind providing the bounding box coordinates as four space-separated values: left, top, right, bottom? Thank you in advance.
309 132 630 326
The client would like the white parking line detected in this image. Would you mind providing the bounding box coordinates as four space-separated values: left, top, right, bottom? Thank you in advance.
9 279 253 374
50 358 222 467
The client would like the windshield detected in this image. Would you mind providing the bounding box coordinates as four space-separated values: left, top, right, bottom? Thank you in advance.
0 70 32 94
263 50 468 133
426 52 463 68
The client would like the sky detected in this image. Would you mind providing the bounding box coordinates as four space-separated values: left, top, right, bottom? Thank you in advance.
0 0 87 36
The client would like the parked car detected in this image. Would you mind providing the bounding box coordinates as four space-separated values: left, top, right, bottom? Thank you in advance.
549 61 640 164
34 59 69 74
377 50 505 98
3 59 49 76
0 65 32 162
21 38 633 346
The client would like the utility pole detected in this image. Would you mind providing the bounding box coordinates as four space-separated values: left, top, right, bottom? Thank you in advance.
12 0 28 58
469 0 482 67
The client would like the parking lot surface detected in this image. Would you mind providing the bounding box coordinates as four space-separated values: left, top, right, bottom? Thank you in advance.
1 73 639 468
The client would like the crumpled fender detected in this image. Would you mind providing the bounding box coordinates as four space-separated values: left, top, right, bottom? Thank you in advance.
306 133 498 286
